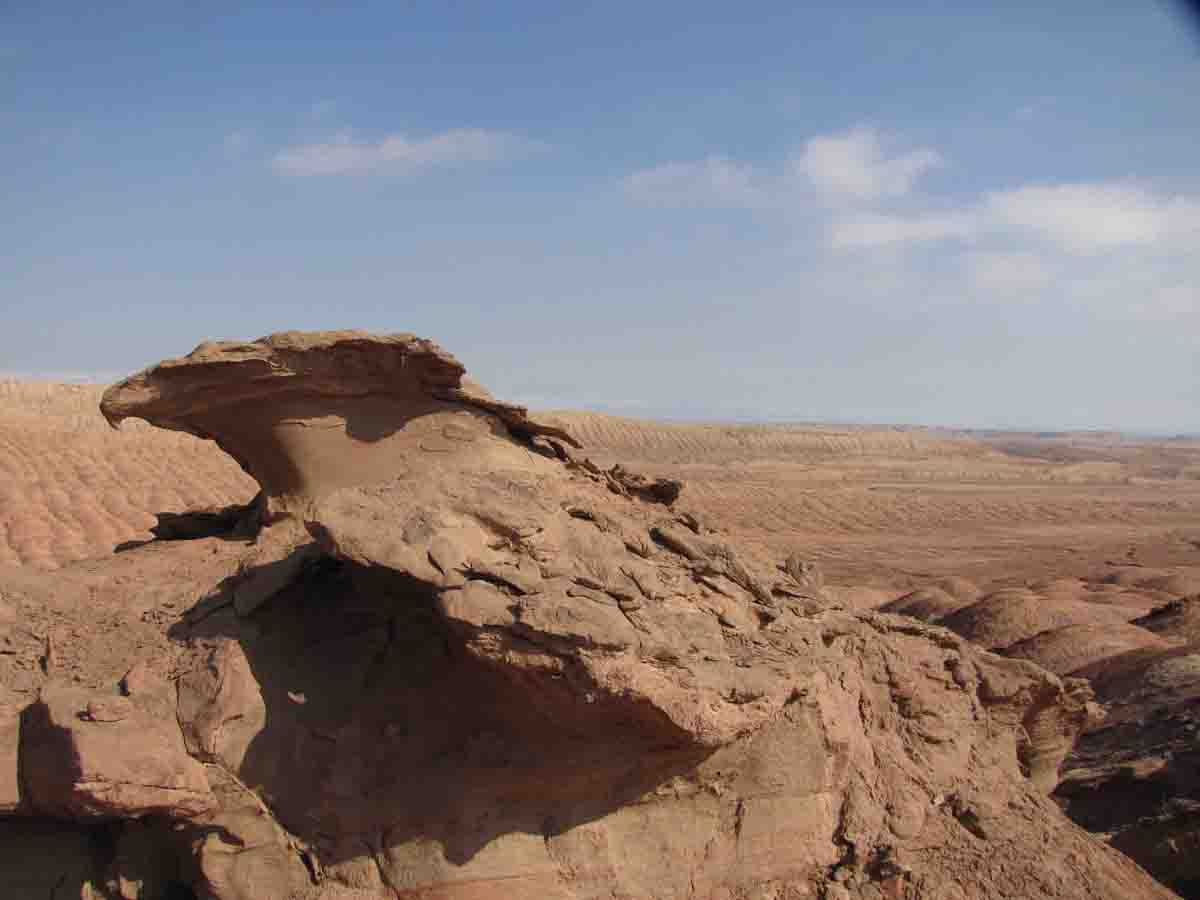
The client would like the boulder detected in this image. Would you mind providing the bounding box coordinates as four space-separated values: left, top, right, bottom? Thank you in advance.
21 684 214 820
176 639 266 771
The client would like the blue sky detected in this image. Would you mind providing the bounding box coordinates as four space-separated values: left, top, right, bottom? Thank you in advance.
3 2 1199 431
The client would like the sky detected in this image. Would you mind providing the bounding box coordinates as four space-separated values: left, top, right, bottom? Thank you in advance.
3 2 1199 432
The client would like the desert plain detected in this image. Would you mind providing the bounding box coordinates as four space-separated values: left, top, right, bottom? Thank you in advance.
1 337 1198 899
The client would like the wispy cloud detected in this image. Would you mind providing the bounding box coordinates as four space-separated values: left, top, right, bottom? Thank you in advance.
983 183 1200 251
963 251 1053 293
272 128 541 177
622 156 763 206
795 127 942 201
830 212 973 248
624 127 941 208
831 181 1200 252
621 126 1199 324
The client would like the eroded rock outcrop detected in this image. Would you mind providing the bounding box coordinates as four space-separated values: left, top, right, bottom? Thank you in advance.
0 331 1178 899
100 331 577 520
22 684 214 821
1057 635 1200 899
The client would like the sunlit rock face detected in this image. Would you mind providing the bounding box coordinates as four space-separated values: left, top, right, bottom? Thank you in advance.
0 330 1170 899
100 330 576 519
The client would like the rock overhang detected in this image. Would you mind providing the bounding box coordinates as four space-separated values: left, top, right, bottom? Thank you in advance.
101 330 579 518
29 327 1163 899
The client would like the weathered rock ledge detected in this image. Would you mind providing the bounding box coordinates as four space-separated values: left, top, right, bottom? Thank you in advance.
0 331 1176 899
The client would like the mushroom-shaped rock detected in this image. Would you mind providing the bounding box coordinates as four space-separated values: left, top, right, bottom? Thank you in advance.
101 331 579 520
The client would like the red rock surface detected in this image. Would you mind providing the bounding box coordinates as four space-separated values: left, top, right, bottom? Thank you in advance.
0 332 1184 899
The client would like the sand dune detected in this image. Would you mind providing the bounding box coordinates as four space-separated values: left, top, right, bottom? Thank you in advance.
0 381 254 568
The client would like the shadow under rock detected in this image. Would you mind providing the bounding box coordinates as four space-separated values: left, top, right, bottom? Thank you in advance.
173 554 714 877
114 538 156 554
114 493 263 556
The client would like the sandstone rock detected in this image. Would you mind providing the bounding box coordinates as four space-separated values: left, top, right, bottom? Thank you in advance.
85 695 134 722
937 588 1133 650
930 575 981 603
0 691 23 814
1002 622 1174 676
176 639 266 771
881 586 970 622
1057 638 1200 897
22 684 215 820
101 330 577 520
1134 594 1200 643
781 554 826 600
187 770 312 900
88 331 1178 899
120 659 170 700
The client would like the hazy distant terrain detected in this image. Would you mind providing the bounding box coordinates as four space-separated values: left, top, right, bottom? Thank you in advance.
545 410 1200 590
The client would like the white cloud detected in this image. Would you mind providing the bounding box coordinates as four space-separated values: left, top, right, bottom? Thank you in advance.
624 127 941 208
622 157 762 206
272 128 537 177
964 251 1052 293
830 212 973 248
1141 283 1199 319
620 128 1198 326
983 183 1200 251
831 181 1200 253
796 127 942 200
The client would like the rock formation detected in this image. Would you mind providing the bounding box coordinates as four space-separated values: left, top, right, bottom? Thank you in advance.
1055 598 1200 898
0 331 1181 898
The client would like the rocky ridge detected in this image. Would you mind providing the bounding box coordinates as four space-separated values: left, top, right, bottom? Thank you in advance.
0 331 1179 899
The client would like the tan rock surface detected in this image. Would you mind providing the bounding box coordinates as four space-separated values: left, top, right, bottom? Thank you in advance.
1003 622 1176 676
937 588 1135 651
1058 637 1200 896
92 332 1183 897
0 692 22 815
0 331 1191 899
21 683 214 820
879 586 968 622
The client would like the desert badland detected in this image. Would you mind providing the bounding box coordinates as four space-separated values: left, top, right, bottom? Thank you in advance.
0 331 1197 899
